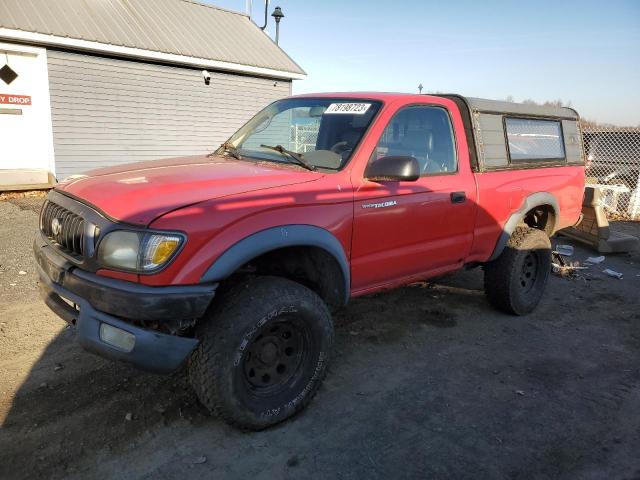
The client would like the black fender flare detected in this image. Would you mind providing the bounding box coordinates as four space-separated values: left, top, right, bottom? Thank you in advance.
200 225 350 305
488 192 559 261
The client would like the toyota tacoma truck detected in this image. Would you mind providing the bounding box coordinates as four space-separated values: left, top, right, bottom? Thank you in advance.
35 93 585 429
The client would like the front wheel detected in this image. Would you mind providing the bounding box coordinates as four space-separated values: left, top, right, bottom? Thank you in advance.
484 227 552 315
189 276 333 430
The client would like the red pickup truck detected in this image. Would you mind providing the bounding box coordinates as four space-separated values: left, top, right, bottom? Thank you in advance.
35 93 584 429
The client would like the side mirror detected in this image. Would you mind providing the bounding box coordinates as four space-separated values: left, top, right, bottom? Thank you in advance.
364 155 420 182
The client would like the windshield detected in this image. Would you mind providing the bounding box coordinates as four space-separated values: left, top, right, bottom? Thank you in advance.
222 98 382 170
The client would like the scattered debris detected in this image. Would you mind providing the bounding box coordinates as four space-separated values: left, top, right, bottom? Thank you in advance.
603 269 623 279
515 390 525 396
18 270 27 275
555 245 574 256
585 256 605 265
54 364 64 372
125 412 133 421
183 456 207 465
0 189 48 201
552 263 588 276
552 252 588 277
39 382 48 389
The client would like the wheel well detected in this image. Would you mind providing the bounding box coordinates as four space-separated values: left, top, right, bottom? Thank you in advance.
522 204 556 236
227 246 346 310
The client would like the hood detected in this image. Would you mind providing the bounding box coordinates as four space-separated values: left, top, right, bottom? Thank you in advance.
58 155 323 225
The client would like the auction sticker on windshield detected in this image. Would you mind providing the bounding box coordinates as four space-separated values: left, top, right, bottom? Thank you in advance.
325 103 371 115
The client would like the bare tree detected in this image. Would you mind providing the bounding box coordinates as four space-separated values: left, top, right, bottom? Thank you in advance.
505 96 572 108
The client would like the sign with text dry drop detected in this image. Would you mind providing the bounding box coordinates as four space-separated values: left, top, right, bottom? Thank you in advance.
0 94 31 106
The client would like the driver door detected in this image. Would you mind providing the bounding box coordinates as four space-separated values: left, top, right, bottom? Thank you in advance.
350 104 477 292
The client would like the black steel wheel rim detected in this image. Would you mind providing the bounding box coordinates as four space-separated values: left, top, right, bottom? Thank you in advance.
242 318 308 396
519 252 538 293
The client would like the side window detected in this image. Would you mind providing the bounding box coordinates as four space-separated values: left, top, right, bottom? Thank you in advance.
505 117 565 162
373 106 457 175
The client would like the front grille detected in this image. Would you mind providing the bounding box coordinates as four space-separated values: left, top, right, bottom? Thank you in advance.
40 200 86 259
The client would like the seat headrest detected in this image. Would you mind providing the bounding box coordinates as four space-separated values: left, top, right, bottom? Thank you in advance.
402 130 433 153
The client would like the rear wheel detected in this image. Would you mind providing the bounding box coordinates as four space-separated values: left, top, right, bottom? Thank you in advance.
189 276 333 430
484 227 551 315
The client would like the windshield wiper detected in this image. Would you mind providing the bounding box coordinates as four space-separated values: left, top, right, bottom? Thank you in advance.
260 144 316 171
212 141 242 160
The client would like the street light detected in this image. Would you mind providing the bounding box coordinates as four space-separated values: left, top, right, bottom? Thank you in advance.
271 6 284 44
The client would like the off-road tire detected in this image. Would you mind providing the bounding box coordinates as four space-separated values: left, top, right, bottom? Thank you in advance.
484 226 551 315
189 276 334 430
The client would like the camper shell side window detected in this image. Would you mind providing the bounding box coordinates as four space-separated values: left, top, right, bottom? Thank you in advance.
504 117 566 163
463 97 583 171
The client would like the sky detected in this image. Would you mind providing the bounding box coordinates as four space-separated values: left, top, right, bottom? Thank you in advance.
209 0 640 126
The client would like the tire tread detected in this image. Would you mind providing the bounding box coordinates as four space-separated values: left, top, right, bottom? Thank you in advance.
189 276 333 430
484 226 551 315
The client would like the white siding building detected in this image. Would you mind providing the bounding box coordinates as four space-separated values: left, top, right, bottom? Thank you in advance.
0 0 305 189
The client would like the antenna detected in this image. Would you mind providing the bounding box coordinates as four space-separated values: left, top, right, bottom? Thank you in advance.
259 0 270 30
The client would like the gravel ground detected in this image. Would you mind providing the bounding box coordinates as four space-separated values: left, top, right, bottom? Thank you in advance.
1 196 639 480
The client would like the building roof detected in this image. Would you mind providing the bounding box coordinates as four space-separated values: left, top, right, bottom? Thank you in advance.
0 0 305 79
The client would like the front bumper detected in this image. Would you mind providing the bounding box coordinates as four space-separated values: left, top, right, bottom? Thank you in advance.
34 234 217 373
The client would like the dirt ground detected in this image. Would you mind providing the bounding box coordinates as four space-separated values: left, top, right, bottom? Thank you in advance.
1 195 639 480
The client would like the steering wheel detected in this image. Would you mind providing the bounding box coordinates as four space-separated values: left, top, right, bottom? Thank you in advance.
330 141 351 154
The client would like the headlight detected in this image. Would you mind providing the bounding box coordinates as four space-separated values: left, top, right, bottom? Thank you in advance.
97 230 184 272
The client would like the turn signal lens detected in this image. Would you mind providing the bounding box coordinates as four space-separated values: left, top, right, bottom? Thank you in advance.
153 239 180 264
140 235 182 271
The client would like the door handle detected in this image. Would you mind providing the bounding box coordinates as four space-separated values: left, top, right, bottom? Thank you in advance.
450 191 466 204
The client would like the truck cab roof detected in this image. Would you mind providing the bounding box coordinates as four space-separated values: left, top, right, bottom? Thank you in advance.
291 92 579 120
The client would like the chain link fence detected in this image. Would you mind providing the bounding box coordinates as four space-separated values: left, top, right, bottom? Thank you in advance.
582 125 640 220
291 122 320 153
